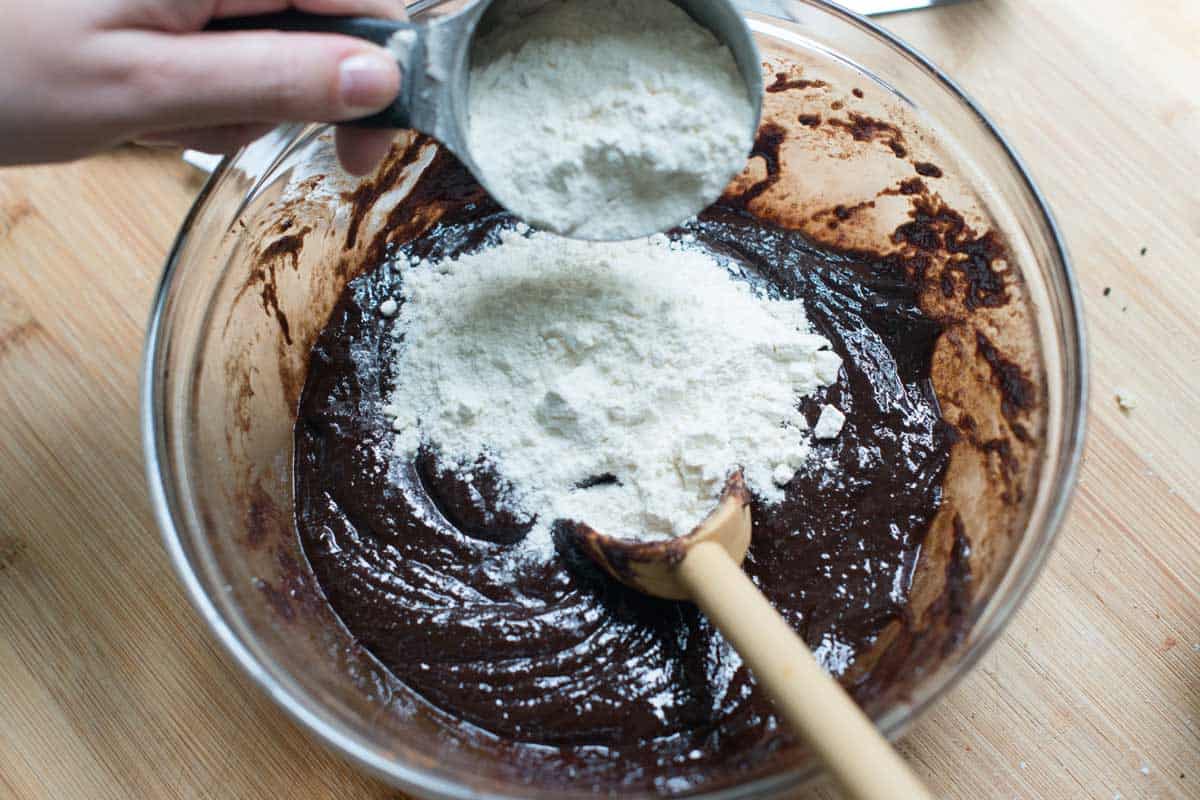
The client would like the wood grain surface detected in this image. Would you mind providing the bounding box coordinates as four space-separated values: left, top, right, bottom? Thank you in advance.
1 1 1198 798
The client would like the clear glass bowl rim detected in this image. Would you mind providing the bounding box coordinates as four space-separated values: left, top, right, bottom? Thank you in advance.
141 2 1088 797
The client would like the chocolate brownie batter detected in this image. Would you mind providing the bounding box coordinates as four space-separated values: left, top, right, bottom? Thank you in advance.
294 152 958 793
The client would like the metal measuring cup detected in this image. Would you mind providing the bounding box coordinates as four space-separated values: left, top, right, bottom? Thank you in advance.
209 0 763 238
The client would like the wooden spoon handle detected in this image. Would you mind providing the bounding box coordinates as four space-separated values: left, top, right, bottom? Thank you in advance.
678 541 935 800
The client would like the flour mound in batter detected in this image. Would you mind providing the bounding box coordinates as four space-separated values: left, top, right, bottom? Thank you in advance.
383 229 840 549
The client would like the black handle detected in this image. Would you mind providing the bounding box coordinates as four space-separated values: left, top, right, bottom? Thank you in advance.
206 11 403 46
205 11 414 128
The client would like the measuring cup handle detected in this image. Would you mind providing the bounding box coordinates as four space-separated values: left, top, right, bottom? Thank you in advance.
204 11 423 129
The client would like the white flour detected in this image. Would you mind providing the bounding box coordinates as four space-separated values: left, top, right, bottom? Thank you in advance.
467 0 755 240
384 230 840 549
813 404 846 439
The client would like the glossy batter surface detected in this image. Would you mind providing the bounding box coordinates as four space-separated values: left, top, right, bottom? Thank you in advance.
294 154 957 792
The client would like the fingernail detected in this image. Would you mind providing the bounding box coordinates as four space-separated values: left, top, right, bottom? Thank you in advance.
339 51 399 113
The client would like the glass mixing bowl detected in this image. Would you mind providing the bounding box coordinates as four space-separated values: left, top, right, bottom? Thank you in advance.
142 1 1086 797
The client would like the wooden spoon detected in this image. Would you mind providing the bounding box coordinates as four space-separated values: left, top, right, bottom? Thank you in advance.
567 471 935 800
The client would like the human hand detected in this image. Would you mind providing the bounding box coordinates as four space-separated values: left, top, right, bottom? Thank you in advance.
0 0 406 174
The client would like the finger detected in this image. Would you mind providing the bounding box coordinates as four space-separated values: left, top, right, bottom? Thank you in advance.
210 0 407 20
136 122 277 153
114 0 407 33
335 127 398 175
294 0 408 18
209 0 294 17
114 29 400 130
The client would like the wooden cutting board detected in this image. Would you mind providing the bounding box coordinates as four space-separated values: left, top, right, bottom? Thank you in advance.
1 1 1197 797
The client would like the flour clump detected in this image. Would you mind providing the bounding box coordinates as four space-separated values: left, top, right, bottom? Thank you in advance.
385 229 839 550
467 0 755 240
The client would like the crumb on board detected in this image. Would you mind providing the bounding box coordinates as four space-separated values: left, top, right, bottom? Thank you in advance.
1103 286 1111 296
1140 246 1147 256
1115 389 1137 412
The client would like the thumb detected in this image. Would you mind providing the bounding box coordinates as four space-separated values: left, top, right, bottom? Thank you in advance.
125 30 400 130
